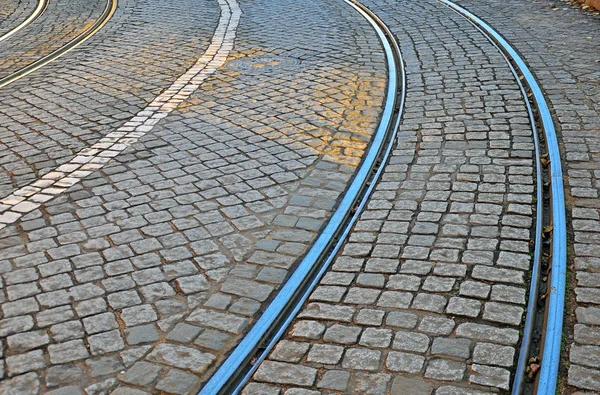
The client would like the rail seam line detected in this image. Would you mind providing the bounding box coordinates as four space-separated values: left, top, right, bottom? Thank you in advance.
198 0 406 393
0 0 49 43
0 0 241 229
437 1 567 394
0 0 117 88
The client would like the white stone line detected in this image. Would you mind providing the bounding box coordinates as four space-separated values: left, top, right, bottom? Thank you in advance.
0 0 242 230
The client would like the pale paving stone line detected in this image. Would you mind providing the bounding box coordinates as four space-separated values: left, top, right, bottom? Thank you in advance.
0 0 242 230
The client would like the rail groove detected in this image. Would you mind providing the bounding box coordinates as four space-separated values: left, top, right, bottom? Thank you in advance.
437 1 567 394
198 0 406 393
0 0 49 43
0 0 117 88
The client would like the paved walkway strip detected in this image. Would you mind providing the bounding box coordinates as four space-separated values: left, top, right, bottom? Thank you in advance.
0 0 241 230
0 0 48 43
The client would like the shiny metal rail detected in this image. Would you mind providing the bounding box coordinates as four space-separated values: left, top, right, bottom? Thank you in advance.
198 0 407 393
0 0 49 43
437 1 567 394
0 0 118 88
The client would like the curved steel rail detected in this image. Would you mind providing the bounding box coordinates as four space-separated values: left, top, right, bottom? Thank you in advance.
0 0 118 88
437 1 567 394
0 0 49 43
198 0 406 393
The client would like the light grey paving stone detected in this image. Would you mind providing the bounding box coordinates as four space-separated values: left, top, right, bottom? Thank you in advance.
46 365 83 387
119 361 162 386
316 370 350 391
431 337 472 359
254 361 317 386
89 330 126 355
472 343 515 367
425 359 466 381
390 376 434 395
341 348 381 371
156 368 201 394
469 364 510 390
146 343 216 374
271 340 311 363
386 351 425 373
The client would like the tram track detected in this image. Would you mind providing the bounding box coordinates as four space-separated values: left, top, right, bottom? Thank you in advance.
199 0 567 394
435 3 566 394
0 0 49 43
199 0 406 393
0 0 117 89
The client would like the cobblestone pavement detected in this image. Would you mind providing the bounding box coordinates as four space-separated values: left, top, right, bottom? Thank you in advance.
448 1 600 393
0 0 38 40
0 0 222 198
0 0 388 394
0 0 106 78
247 0 539 393
1 0 598 394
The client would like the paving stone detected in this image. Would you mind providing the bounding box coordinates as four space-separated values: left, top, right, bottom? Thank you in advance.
469 364 510 390
120 361 162 386
243 383 282 395
569 364 600 392
85 356 124 378
187 309 248 334
6 349 45 376
316 370 350 391
431 337 472 359
482 302 523 326
175 274 211 294
289 320 326 340
0 372 40 394
156 368 201 394
418 316 455 335
46 385 85 395
425 359 466 381
411 293 448 313
390 376 433 395
386 351 425 373
7 329 50 352
571 345 600 369
83 312 119 334
271 340 311 363
446 297 482 318
359 328 393 348
436 386 493 395
110 387 150 395
85 378 119 395
254 361 317 386
230 297 261 316
146 343 216 374
323 324 362 344
48 339 89 364
392 330 430 353
120 304 158 327
341 348 381 371
353 372 392 395
50 320 84 342
167 322 202 343
46 365 84 387
125 324 160 345
89 330 126 355
472 343 515 367
385 311 419 329
108 290 142 309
